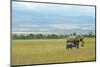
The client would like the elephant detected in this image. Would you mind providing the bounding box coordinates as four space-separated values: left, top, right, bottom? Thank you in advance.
66 42 76 49
66 35 84 49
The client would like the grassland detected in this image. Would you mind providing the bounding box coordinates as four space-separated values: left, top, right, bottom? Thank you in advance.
12 37 96 65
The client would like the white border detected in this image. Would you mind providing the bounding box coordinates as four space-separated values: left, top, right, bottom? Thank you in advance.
0 0 10 67
0 0 100 67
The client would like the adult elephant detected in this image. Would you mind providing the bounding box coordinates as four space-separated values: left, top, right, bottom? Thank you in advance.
66 34 84 49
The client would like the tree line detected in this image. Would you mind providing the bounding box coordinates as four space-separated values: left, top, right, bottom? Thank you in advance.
12 32 95 40
12 34 68 40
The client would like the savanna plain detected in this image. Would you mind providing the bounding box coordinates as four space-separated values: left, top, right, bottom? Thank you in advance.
12 37 95 65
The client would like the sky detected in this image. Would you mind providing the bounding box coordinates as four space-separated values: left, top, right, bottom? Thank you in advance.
12 1 95 34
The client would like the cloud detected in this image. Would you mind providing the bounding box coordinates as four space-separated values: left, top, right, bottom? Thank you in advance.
13 28 33 31
13 27 49 32
49 23 95 30
81 24 95 30
12 1 54 10
18 24 39 28
13 1 42 10
38 28 49 31
49 24 79 30
13 23 95 32
13 1 95 17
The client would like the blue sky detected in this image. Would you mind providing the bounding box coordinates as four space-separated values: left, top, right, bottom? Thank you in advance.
12 1 95 34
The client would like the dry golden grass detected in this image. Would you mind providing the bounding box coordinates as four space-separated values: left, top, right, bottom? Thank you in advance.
12 38 95 65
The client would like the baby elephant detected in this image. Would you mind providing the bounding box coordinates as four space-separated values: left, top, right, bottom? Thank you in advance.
66 42 75 49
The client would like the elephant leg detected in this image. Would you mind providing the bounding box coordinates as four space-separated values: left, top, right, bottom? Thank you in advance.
66 43 69 50
76 44 79 49
69 45 72 49
71 46 73 49
66 41 69 50
66 42 73 50
76 41 79 49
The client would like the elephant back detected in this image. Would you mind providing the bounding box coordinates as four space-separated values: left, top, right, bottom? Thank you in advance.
67 36 77 42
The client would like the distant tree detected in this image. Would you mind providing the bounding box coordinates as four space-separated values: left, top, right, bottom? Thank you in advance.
65 34 68 38
12 33 70 39
38 34 43 39
33 34 43 39
26 34 35 39
52 34 58 39
88 31 94 37
46 34 58 39
12 34 18 39
19 35 26 39
59 35 64 38
73 32 76 36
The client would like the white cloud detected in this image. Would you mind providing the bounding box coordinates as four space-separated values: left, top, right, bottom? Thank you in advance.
13 1 43 10
13 28 33 31
13 27 49 32
12 1 54 10
49 24 79 30
81 24 95 30
13 1 95 17
49 23 95 30
38 28 49 31
18 24 39 28
14 23 95 32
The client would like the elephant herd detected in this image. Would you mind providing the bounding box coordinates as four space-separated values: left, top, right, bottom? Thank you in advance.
66 35 84 49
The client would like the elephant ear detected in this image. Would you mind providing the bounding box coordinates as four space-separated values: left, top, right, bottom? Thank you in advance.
76 35 80 40
76 35 84 41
